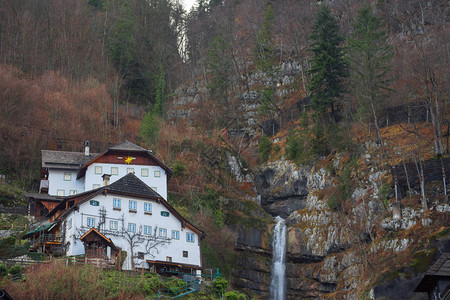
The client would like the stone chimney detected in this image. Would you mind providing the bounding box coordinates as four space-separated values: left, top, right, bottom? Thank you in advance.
102 174 111 186
84 140 90 157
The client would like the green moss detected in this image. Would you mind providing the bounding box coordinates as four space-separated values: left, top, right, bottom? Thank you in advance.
411 248 438 273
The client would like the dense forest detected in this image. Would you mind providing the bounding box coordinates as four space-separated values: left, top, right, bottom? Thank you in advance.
0 0 449 298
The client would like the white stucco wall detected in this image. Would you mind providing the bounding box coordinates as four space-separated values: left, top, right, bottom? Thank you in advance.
84 163 168 199
48 169 85 196
62 193 200 270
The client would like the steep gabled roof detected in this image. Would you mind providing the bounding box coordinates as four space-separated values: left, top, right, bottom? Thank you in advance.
42 150 98 170
77 141 173 180
108 140 147 151
80 227 116 250
106 173 161 199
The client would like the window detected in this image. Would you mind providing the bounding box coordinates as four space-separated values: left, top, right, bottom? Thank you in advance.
137 252 144 259
69 190 77 195
110 220 118 230
90 200 99 206
144 225 152 235
129 200 137 211
186 233 195 243
128 223 136 232
154 170 161 178
172 230 179 240
67 218 72 230
141 168 149 177
166 256 172 262
144 202 152 213
113 198 121 209
183 251 188 258
93 184 100 189
64 172 71 181
159 228 167 238
151 187 158 192
111 167 118 176
127 168 134 174
87 217 95 227
95 166 103 174
57 189 65 196
161 211 169 217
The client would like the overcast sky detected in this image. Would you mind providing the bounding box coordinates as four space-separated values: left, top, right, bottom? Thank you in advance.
182 0 196 11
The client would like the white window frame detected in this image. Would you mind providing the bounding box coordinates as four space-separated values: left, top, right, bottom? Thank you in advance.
128 223 136 232
144 202 152 213
172 230 179 240
113 198 121 209
95 166 103 174
159 228 167 238
93 184 100 189
69 190 77 195
141 168 149 177
127 167 134 174
110 220 118 230
87 217 95 227
186 232 195 243
129 200 137 211
57 189 65 196
111 167 119 176
144 225 152 235
64 172 72 181
154 170 161 178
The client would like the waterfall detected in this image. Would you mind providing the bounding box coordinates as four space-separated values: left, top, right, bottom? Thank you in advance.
270 216 287 300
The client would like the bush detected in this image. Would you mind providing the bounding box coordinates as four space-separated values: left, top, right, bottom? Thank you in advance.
8 265 22 275
225 290 247 300
0 264 7 277
258 135 272 162
212 276 228 296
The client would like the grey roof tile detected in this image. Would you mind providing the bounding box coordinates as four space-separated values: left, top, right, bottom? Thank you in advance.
106 173 162 199
42 150 98 168
108 140 147 152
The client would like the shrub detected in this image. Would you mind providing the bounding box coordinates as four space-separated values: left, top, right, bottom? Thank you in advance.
0 264 7 277
327 194 340 211
212 276 228 296
225 290 247 300
8 265 22 275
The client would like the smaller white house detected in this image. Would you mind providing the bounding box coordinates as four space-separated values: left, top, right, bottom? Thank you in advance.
46 173 204 273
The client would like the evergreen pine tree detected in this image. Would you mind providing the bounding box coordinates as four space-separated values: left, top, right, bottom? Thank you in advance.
348 4 393 144
308 4 347 120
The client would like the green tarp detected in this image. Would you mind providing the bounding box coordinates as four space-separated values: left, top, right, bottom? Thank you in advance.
22 222 57 239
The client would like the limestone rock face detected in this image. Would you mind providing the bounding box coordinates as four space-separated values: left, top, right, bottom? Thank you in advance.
254 160 309 218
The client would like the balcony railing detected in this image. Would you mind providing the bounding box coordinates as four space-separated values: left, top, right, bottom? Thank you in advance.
30 234 62 248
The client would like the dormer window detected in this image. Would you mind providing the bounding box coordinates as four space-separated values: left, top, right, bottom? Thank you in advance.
95 166 103 174
64 172 72 181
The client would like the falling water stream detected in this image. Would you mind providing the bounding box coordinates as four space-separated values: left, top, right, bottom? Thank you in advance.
270 216 287 300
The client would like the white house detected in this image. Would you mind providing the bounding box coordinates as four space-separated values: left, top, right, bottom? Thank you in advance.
40 140 171 199
44 173 204 273
29 141 172 219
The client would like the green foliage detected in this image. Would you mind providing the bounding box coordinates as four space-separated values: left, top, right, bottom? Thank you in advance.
8 265 22 276
212 276 228 295
153 66 166 118
259 135 272 162
0 183 25 207
348 4 393 123
0 264 7 277
308 4 347 118
139 110 161 145
225 290 247 300
258 87 276 115
213 208 224 227
206 34 232 104
327 194 340 211
310 121 329 157
27 252 46 261
172 161 187 178
254 4 275 74
380 184 392 208
338 162 355 201
286 130 309 164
